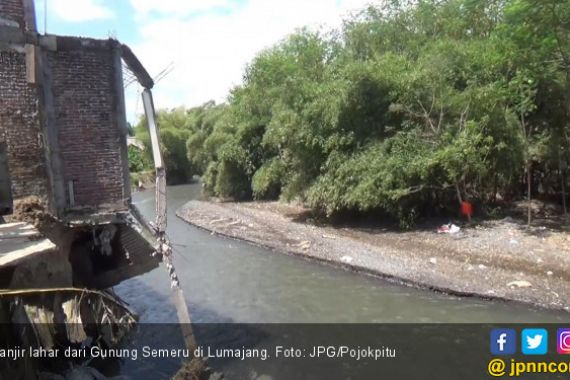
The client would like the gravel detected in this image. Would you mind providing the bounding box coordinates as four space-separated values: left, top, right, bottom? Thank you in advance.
177 200 570 312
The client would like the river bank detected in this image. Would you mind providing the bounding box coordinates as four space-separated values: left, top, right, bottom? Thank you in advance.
177 200 570 312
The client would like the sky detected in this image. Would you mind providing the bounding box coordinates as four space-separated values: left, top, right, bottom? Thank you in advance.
34 0 372 123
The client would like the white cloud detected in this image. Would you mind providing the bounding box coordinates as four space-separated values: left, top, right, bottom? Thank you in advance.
50 0 114 22
126 0 372 122
130 0 234 18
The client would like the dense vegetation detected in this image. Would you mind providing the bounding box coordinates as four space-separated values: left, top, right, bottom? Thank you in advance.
134 0 570 226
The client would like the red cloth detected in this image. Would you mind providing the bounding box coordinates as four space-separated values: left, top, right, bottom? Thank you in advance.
460 201 473 217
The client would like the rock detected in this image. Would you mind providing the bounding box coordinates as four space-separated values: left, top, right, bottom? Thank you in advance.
429 257 437 265
478 264 487 270
297 240 311 250
341 255 353 264
507 280 532 288
547 271 554 276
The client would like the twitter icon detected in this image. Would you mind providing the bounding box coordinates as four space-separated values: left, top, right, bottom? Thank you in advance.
522 329 548 355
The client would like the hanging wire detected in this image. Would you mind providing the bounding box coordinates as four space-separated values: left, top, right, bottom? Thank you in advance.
153 62 175 84
122 63 139 89
122 60 175 89
122 60 176 122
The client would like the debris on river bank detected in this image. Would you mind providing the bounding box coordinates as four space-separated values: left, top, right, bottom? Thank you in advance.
177 200 570 312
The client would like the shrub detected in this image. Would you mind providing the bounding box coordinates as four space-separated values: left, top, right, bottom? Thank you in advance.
252 158 286 200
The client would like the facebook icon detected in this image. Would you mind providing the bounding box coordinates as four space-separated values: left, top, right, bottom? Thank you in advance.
491 329 517 355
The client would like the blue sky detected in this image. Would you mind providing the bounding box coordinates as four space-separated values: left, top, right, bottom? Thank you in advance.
35 0 250 44
33 0 372 123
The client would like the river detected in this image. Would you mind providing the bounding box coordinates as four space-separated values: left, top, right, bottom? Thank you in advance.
116 184 569 324
111 184 570 379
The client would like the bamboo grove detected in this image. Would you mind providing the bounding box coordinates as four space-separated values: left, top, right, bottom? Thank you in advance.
134 0 570 226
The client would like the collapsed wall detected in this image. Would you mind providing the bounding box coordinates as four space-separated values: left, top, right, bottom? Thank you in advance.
0 0 160 289
0 2 207 378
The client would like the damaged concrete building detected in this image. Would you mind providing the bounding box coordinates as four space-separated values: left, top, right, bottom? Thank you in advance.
0 0 164 290
0 3 200 378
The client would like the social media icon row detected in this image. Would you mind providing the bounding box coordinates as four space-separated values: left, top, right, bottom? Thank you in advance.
491 328 570 355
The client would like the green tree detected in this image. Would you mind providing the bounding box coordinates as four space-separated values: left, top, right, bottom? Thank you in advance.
136 0 570 226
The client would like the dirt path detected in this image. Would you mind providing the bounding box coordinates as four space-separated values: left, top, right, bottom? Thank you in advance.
177 200 570 311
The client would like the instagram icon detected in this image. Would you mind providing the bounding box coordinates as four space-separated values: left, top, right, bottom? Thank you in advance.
558 329 570 354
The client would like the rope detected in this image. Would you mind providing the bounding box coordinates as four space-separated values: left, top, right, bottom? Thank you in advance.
157 233 180 289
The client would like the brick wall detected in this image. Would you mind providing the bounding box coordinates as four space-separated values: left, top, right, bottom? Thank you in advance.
0 50 49 200
48 48 126 209
0 0 24 28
